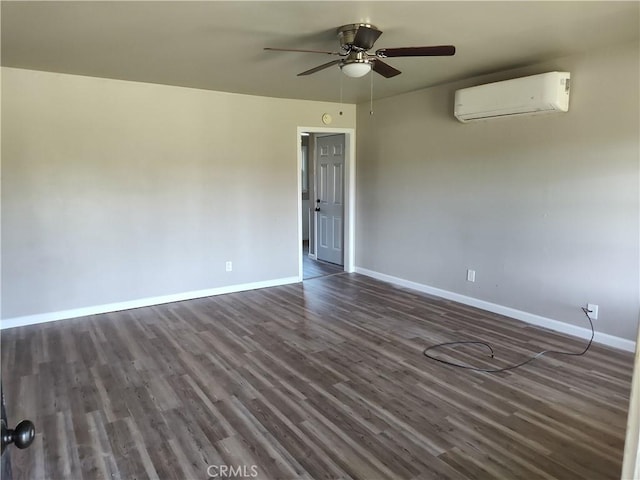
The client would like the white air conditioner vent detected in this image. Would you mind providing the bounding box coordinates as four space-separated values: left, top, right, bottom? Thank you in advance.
454 72 570 123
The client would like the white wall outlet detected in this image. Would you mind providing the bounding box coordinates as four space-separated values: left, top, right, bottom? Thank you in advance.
467 269 476 282
225 261 233 272
587 303 598 320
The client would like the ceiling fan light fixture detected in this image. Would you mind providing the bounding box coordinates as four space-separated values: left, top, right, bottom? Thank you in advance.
340 61 372 78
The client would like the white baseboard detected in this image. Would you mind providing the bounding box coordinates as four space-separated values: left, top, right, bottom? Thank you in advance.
355 267 636 353
4 269 636 353
0 276 300 330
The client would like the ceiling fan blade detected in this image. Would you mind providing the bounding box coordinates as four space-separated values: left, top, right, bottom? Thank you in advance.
372 59 402 78
264 47 341 55
375 45 456 58
297 59 342 76
352 26 383 50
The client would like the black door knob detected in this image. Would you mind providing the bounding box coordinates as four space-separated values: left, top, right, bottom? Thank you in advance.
1 419 35 453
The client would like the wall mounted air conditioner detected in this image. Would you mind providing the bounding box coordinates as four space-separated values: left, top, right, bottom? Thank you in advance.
454 71 571 123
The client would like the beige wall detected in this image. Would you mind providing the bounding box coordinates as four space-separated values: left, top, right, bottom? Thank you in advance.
356 41 639 341
1 68 355 318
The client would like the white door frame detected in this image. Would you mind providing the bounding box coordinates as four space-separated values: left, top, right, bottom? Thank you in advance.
297 127 356 281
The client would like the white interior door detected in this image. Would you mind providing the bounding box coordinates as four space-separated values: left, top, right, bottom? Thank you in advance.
315 134 345 266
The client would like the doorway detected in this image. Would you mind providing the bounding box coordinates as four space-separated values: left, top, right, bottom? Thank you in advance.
297 127 355 282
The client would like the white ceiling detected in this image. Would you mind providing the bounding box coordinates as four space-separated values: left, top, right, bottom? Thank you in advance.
2 1 638 104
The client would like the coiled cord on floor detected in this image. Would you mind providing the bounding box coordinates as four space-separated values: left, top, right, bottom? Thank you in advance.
423 307 595 373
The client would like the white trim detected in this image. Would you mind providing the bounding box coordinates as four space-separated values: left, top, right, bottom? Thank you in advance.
622 321 640 478
297 127 356 279
355 267 636 353
0 276 299 330
296 132 304 281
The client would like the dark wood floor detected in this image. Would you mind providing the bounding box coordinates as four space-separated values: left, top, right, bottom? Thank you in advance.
1 274 634 480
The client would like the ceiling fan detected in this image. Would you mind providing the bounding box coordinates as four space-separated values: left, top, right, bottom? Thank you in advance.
265 23 455 78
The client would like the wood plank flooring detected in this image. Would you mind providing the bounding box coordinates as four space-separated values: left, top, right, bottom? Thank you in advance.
1 274 634 480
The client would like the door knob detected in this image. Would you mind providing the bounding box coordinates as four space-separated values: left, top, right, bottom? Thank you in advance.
1 419 35 453
315 207 321 212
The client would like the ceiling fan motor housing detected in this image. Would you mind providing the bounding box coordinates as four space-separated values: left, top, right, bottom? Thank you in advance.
337 23 378 50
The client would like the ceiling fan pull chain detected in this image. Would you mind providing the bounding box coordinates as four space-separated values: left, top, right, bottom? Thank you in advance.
339 71 344 115
370 71 374 115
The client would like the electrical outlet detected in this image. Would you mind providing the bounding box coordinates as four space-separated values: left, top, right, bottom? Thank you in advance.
467 269 476 282
587 303 599 320
225 261 233 272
